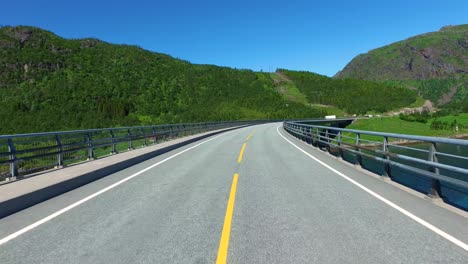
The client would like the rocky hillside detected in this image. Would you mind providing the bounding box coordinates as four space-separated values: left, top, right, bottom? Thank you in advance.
336 25 467 80
335 25 468 111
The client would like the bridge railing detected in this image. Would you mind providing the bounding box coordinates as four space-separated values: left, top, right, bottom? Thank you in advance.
283 121 468 209
0 121 264 182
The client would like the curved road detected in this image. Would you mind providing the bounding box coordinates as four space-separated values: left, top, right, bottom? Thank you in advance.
0 123 467 263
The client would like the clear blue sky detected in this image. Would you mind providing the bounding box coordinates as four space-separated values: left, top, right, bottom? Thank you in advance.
2 0 467 76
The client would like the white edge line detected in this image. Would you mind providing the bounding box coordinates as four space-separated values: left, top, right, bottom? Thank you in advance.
276 126 468 252
0 129 235 246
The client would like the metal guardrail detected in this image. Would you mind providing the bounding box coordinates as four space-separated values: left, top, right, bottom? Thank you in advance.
0 121 265 182
283 121 468 201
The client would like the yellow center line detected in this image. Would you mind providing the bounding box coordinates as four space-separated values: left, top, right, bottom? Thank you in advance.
216 173 239 264
246 130 255 141
237 143 247 163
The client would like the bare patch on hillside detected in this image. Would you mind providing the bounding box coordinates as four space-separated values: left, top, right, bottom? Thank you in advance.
438 84 462 105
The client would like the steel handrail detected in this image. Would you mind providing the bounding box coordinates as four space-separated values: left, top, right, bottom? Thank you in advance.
283 121 468 201
0 120 269 181
287 121 468 146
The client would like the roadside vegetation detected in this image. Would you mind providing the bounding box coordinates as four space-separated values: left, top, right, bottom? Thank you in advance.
278 69 417 115
346 113 468 142
0 26 325 134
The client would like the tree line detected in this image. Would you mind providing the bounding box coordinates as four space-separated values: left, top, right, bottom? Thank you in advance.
278 69 417 114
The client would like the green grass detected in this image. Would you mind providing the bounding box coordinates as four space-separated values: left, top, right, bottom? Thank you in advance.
309 104 346 117
280 82 310 105
270 73 348 117
346 115 468 142
435 113 468 125
408 97 426 108
270 73 309 105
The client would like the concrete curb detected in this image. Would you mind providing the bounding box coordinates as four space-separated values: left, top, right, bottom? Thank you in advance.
0 126 247 219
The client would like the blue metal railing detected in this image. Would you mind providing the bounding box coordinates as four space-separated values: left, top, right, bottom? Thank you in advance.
0 120 266 182
283 121 468 210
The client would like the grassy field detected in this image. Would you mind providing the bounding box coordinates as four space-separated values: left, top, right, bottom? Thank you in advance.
278 81 310 105
346 114 468 142
434 113 468 126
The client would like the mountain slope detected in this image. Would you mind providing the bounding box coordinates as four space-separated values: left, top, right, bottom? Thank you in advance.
279 69 417 114
0 26 421 134
0 26 326 134
335 25 468 110
336 25 467 80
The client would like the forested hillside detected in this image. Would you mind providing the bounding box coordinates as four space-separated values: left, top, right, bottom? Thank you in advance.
278 70 417 114
0 26 325 134
335 25 468 111
0 26 421 134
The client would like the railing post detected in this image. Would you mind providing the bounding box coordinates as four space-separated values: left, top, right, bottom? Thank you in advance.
315 128 320 147
325 129 330 152
161 126 167 142
152 126 157 144
382 136 391 178
110 130 116 154
337 131 343 159
355 133 362 167
141 128 147 147
128 129 133 150
87 133 94 160
7 138 18 179
169 126 174 139
55 134 64 168
428 143 442 198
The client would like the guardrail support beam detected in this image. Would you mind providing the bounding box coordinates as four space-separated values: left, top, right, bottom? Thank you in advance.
355 133 362 167
337 131 344 159
382 137 391 179
428 143 442 199
128 129 133 150
141 128 147 147
87 133 94 160
55 135 64 168
7 138 18 179
110 130 116 154
152 127 157 144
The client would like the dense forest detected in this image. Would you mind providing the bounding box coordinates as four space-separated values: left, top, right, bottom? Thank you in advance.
385 75 468 112
0 26 419 134
0 26 326 134
278 70 417 114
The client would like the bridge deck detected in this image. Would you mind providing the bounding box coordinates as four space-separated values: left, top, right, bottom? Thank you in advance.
0 123 467 263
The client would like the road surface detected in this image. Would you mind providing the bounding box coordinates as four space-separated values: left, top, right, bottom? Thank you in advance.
0 123 467 263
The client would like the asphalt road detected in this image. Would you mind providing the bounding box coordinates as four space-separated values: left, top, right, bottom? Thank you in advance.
0 123 467 263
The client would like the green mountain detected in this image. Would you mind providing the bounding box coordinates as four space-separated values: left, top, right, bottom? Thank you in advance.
335 25 468 110
0 26 417 134
0 26 327 134
277 69 416 114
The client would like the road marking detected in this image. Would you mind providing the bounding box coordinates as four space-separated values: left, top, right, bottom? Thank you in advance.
276 126 468 252
216 173 239 264
237 143 247 163
0 130 236 246
246 131 255 141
